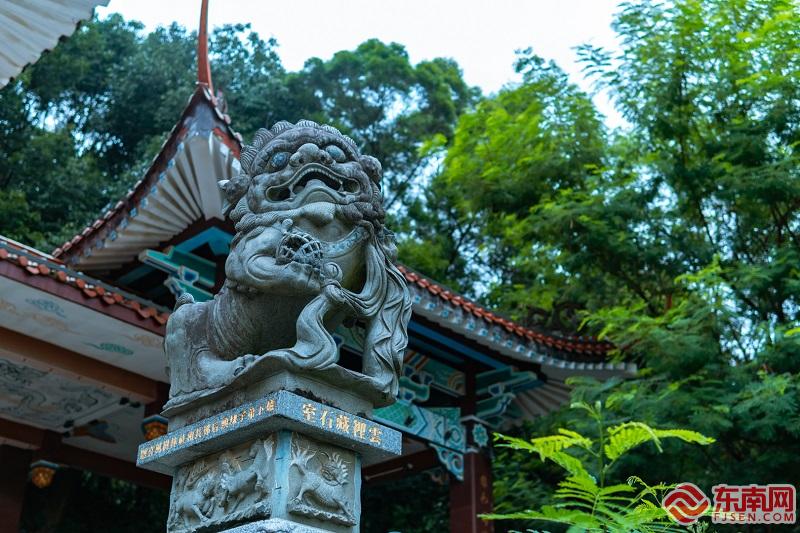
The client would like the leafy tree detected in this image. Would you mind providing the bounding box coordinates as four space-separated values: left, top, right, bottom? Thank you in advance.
569 0 800 494
406 50 607 306
422 0 800 527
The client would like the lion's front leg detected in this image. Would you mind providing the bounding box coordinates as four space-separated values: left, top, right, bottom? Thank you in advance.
266 293 339 370
167 295 263 398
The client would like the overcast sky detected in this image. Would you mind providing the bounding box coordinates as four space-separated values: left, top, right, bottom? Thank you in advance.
97 0 624 126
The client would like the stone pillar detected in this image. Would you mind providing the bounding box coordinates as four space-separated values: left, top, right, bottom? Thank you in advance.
0 445 32 532
138 388 400 532
137 120 411 533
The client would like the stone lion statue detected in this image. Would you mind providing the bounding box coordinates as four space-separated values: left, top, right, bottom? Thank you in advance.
164 120 411 407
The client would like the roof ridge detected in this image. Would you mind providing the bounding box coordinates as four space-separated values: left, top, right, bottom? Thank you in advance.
0 236 170 327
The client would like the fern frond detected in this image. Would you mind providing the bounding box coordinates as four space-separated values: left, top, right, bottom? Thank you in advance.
546 451 593 480
653 428 715 446
495 432 593 479
482 505 602 529
604 422 714 461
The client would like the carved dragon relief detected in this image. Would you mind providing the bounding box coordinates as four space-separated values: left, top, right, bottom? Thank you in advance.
289 436 356 526
165 120 411 410
168 437 274 532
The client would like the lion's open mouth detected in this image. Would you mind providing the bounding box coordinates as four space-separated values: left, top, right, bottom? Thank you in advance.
265 163 360 203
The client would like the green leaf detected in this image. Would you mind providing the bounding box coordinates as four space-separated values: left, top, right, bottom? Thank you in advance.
604 422 714 461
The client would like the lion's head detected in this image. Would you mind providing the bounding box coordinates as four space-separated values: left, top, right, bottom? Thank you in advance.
220 120 390 295
216 120 411 397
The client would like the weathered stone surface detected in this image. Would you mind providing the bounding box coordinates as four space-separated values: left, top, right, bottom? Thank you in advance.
161 431 362 533
219 518 334 533
286 434 359 529
164 370 378 430
164 120 412 411
168 437 275 532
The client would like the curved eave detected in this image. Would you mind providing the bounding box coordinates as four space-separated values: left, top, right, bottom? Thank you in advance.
54 86 242 270
0 0 108 87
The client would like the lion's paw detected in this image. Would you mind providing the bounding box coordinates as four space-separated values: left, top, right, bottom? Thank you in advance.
232 353 259 376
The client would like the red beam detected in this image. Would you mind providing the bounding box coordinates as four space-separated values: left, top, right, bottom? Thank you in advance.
449 451 494 533
450 361 494 533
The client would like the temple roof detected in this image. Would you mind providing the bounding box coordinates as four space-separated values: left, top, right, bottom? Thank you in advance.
52 85 241 269
399 265 614 358
0 0 109 87
399 265 631 374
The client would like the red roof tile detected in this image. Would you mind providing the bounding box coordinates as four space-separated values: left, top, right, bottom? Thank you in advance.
396 264 613 358
0 237 168 331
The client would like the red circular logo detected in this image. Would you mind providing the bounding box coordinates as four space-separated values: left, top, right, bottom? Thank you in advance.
663 482 710 525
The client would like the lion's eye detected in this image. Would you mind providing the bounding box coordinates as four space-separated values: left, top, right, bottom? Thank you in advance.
324 145 346 163
267 152 290 172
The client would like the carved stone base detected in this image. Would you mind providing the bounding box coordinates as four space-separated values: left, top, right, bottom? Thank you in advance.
138 391 400 533
219 518 337 533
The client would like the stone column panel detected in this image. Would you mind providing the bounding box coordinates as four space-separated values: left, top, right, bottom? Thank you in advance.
138 392 399 532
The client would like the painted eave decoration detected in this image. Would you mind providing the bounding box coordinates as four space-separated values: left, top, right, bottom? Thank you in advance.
0 0 109 88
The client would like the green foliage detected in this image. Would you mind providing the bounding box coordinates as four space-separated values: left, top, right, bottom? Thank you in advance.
415 1 800 524
5 1 800 530
486 401 713 533
397 51 606 297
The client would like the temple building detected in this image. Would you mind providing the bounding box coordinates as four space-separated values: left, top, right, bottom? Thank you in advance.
0 3 633 532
